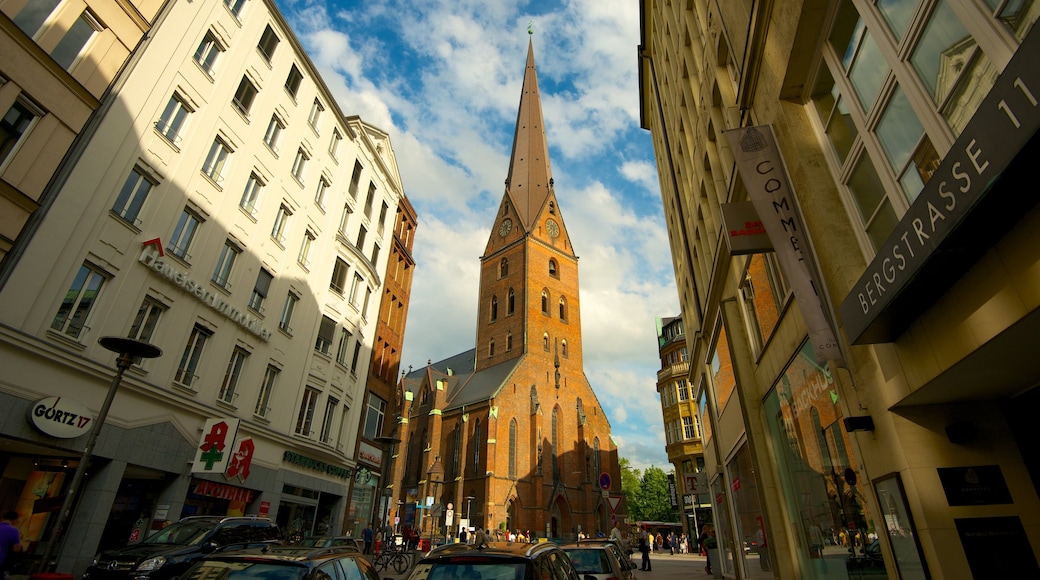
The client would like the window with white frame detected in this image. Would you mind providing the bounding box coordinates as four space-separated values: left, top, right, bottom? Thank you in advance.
364 183 375 217
356 225 367 250
271 205 291 244
1 100 39 168
285 64 303 98
350 340 362 373
677 379 690 401
211 239 240 289
338 204 352 236
330 258 349 294
254 364 279 417
112 166 155 225
363 393 386 440
348 160 362 198
320 396 339 444
369 244 380 266
249 268 273 312
315 177 329 210
315 315 335 355
128 297 164 344
202 138 231 183
378 202 389 233
156 94 191 144
308 99 324 131
329 129 342 159
51 10 100 70
232 76 258 116
683 415 697 440
291 148 309 182
362 287 372 318
298 231 314 268
50 263 106 339
218 347 249 405
167 207 202 260
257 24 279 63
263 115 284 153
175 323 211 387
336 328 352 366
194 31 223 76
279 292 298 333
240 172 264 215
224 0 247 19
348 273 363 306
295 387 319 436
12 0 60 37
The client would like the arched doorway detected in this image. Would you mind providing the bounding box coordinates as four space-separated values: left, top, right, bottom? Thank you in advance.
507 496 520 534
550 495 571 540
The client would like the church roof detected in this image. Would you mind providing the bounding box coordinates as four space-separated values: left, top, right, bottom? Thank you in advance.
404 348 524 411
504 38 554 231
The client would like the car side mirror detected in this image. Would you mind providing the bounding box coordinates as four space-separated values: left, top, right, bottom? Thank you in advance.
201 542 219 554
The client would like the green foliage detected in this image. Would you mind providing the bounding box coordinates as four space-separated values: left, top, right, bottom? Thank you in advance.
619 459 679 523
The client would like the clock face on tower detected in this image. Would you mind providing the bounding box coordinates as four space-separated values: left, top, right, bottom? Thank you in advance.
546 219 560 238
499 218 513 237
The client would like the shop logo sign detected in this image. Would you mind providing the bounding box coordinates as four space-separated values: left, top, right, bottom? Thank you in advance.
29 397 93 438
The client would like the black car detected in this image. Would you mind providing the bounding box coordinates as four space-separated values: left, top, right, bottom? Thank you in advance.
406 542 585 580
180 545 379 580
84 516 281 580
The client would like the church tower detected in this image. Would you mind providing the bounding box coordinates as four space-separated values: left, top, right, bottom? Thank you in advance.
476 38 583 375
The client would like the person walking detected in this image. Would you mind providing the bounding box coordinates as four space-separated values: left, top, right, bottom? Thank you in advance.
362 523 374 554
699 524 716 575
0 511 21 580
639 527 652 571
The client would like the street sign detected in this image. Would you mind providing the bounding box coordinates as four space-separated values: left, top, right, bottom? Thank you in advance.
599 472 611 490
426 496 434 507
446 509 454 525
607 496 622 512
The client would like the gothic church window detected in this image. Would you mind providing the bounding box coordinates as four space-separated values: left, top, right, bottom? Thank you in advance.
489 339 495 357
561 339 568 357
559 297 567 321
541 289 549 314
508 288 515 315
543 333 549 351
500 257 508 277
509 419 517 479
473 419 481 475
491 296 498 321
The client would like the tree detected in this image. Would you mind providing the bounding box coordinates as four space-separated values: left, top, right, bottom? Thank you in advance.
619 457 643 520
635 466 677 522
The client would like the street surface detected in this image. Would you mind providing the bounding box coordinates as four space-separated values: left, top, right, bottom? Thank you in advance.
367 550 713 580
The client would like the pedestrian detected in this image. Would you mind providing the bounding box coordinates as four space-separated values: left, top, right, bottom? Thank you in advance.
639 526 652 571
474 527 490 548
669 531 677 555
0 511 21 580
699 524 716 575
362 523 374 554
459 527 468 544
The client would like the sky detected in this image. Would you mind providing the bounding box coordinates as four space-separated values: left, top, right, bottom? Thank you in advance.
274 0 679 472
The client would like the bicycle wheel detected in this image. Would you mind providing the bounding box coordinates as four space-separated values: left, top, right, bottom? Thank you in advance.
392 553 409 574
374 554 388 571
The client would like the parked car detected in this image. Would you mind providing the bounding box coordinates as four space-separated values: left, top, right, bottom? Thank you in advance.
560 542 635 580
180 545 379 580
84 516 281 580
573 537 635 570
406 541 584 580
297 536 363 552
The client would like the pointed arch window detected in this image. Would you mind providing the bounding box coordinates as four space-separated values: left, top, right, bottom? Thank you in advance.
559 296 567 321
491 295 498 321
489 338 495 357
509 419 517 479
452 425 462 479
548 259 558 278
593 437 601 477
561 339 568 358
472 419 482 475
500 257 508 277
507 288 515 315
543 333 549 352
551 407 559 478
541 289 549 315
507 332 513 351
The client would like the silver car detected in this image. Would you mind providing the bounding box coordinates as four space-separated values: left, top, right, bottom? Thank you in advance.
561 542 635 580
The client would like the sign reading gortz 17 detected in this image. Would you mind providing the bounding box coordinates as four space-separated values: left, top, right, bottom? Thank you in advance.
139 246 271 341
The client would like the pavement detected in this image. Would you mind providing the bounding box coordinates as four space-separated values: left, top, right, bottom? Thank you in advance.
366 549 714 580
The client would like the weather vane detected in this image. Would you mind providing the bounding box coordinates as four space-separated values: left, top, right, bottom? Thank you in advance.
528 20 534 35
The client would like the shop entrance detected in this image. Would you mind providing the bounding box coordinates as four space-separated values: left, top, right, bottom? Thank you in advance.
96 468 170 552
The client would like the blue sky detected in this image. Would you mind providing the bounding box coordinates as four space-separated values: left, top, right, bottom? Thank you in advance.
274 0 678 472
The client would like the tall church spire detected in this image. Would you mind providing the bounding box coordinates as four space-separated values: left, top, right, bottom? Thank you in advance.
505 38 554 230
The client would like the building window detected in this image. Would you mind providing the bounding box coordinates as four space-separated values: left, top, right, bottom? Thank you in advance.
194 31 223 76
593 437 600 476
271 205 291 244
202 138 231 183
559 297 567 321
12 0 60 37
543 333 549 352
378 202 389 233
336 328 352 366
348 160 363 198
500 258 508 277
232 76 258 116
299 231 315 268
218 347 249 404
348 273 363 306
507 332 513 351
224 0 247 18
249 268 273 312
320 396 339 444
254 365 279 417
541 290 549 315
0 100 38 168
315 178 330 210
168 207 201 260
240 172 264 216
364 183 376 217
549 201 555 214
315 315 335 355
350 340 362 373
551 408 559 477
509 420 517 479
285 64 303 98
211 239 240 289
51 10 100 70
156 95 191 144
561 339 568 357
356 226 367 250
338 204 352 236
128 297 164 347
295 387 319 436
677 379 690 401
263 115 284 153
50 264 105 340
291 148 309 182
472 419 481 475
175 324 211 387
330 258 348 294
490 296 498 321
257 24 279 63
362 287 372 319
507 288 515 315
279 292 298 333
549 259 557 277
369 244 380 265
683 415 696 440
363 394 386 440
329 129 342 159
488 339 495 357
308 99 324 130
112 166 155 225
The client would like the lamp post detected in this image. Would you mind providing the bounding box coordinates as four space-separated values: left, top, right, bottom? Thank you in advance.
427 456 444 546
40 337 162 572
374 434 401 534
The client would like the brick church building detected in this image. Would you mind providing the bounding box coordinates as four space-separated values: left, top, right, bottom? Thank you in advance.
384 39 626 541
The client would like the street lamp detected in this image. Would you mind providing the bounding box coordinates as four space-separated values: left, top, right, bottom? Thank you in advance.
374 435 401 533
40 337 162 572
427 456 444 545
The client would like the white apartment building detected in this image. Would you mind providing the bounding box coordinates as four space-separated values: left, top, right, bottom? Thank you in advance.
0 0 409 575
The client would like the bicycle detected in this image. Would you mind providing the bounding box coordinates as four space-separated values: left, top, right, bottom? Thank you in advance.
374 544 410 574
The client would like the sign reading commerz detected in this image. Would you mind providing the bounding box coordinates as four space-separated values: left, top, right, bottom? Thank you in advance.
840 26 1040 344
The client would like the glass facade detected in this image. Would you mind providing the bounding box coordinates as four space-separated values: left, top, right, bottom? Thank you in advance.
765 341 875 578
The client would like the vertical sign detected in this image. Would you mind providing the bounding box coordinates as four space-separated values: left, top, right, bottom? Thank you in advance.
668 474 678 509
724 125 844 364
192 418 240 474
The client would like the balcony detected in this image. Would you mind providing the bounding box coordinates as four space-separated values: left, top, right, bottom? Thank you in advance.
657 360 690 382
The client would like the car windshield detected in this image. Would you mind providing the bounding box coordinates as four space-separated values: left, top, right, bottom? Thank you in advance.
563 549 610 574
140 520 217 546
411 561 526 580
183 560 308 580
